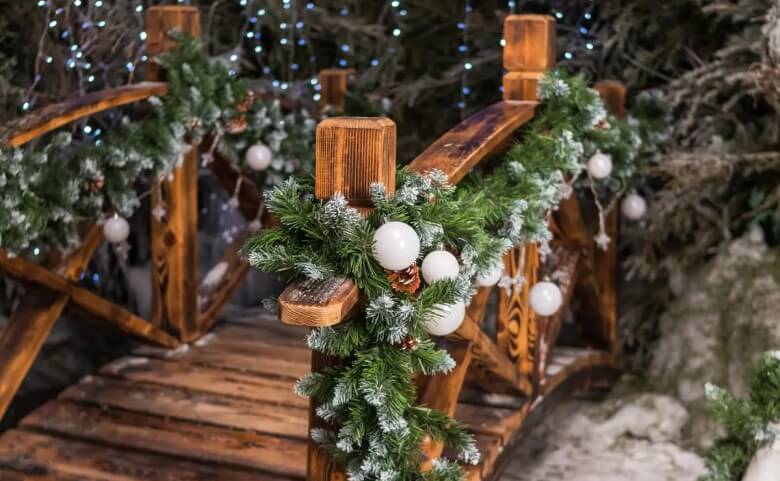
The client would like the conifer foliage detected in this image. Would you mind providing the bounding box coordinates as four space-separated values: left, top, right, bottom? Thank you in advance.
244 71 668 480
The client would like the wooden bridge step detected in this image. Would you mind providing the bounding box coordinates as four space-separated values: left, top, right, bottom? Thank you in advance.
0 430 291 481
60 375 310 439
100 356 308 408
20 401 307 478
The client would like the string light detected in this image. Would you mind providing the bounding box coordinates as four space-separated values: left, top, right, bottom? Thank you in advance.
459 0 473 114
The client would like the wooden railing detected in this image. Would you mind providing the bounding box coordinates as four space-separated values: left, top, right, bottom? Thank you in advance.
277 14 624 480
0 4 350 422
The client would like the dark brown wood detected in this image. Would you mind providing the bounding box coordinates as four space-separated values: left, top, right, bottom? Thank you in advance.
319 68 354 112
408 102 536 185
60 375 309 439
209 150 265 222
0 430 286 481
6 83 168 147
0 248 179 349
147 6 201 342
21 401 308 478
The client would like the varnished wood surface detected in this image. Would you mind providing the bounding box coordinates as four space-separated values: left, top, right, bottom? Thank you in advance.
0 319 619 481
408 101 536 185
279 277 359 327
6 83 168 147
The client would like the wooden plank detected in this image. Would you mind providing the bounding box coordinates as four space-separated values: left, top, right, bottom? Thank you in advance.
279 278 359 327
135 342 311 380
408 102 536 185
0 430 286 481
213 322 309 347
540 348 617 396
21 401 307 478
60 375 309 439
0 248 179 348
454 403 526 446
6 83 168 147
0 468 101 481
147 6 201 342
101 356 306 408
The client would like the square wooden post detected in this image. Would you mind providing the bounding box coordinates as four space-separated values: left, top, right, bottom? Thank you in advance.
146 6 201 342
306 117 396 481
503 15 556 102
318 68 355 113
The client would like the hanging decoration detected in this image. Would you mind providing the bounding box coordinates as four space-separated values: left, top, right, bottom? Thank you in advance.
103 214 130 244
587 151 613 179
0 35 315 256
621 192 647 220
529 280 563 317
245 143 273 171
245 70 669 481
476 263 503 287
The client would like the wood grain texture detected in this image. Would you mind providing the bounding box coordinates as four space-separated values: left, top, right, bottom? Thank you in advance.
0 225 103 421
279 277 360 327
0 430 285 481
6 83 168 147
502 15 556 102
21 401 308 478
147 6 201 342
408 102 536 184
0 248 178 349
319 68 354 112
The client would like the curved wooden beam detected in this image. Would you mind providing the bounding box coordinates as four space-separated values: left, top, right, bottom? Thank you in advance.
6 82 168 148
408 101 536 184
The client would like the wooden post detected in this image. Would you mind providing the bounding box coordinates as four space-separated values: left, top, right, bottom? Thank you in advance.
318 68 354 113
498 14 555 393
146 6 201 342
592 81 627 355
503 15 556 102
307 117 396 481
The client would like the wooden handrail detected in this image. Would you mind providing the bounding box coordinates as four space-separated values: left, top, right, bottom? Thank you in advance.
6 82 168 147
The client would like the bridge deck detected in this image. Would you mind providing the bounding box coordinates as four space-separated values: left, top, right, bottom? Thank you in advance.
0 317 618 481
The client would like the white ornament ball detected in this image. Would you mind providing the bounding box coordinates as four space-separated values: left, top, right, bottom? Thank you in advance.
529 281 563 317
748 223 765 244
476 264 503 287
103 215 130 244
426 301 466 336
741 436 780 481
421 250 460 284
621 193 647 220
372 221 421 271
587 151 613 179
245 144 273 171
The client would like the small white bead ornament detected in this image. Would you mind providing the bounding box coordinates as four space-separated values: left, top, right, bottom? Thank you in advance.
529 281 563 316
103 215 130 244
621 193 647 220
421 250 459 284
476 264 503 287
587 151 613 179
426 301 466 336
372 221 421 271
245 144 273 171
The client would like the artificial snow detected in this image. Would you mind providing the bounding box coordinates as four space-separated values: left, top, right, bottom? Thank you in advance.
501 395 706 481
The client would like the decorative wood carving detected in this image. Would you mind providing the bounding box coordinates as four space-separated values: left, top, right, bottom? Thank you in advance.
146 6 201 342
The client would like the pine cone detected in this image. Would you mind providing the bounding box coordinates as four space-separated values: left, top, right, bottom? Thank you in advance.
388 264 420 295
225 115 248 134
85 175 105 193
399 336 419 352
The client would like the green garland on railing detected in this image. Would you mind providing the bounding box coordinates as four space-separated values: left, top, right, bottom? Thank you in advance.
244 71 669 481
0 35 315 255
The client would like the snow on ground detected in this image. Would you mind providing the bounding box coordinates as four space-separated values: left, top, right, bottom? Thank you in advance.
500 394 706 481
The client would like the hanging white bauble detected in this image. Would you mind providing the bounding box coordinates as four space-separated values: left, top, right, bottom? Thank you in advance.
372 221 421 271
426 301 466 336
587 151 613 179
476 264 503 287
748 223 765 244
421 250 460 284
621 193 647 220
103 215 130 244
529 281 563 316
245 144 273 171
742 436 780 481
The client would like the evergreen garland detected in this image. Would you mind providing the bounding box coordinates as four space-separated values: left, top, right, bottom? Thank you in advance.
702 351 780 481
244 71 668 481
0 35 315 255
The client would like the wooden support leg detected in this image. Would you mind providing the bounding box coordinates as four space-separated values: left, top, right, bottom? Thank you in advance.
307 352 346 481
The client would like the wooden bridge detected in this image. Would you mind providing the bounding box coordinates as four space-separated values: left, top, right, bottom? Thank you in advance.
0 7 623 481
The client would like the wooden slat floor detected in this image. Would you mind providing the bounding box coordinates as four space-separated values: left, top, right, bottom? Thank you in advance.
0 318 617 481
